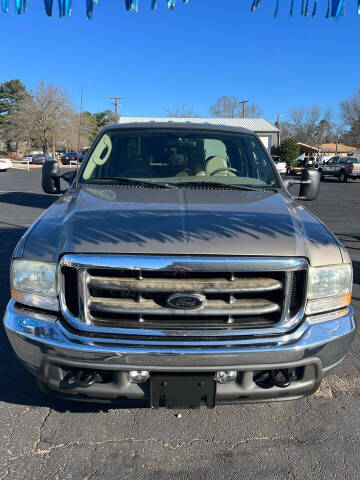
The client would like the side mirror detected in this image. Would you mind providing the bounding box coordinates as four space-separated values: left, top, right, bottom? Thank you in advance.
298 168 320 201
42 160 61 194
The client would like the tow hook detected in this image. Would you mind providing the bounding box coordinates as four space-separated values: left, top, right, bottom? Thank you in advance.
271 369 293 388
68 370 96 388
253 369 294 389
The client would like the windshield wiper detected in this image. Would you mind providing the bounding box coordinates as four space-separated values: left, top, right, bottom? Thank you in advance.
85 177 176 189
171 181 276 191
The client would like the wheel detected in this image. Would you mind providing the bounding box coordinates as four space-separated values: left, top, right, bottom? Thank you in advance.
339 171 348 183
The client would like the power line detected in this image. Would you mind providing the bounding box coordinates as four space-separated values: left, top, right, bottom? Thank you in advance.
109 96 125 123
273 113 285 129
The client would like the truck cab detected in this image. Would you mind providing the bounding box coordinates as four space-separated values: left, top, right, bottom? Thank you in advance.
319 156 360 182
4 123 355 408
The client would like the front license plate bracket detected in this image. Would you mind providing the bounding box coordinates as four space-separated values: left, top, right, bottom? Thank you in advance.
150 374 216 409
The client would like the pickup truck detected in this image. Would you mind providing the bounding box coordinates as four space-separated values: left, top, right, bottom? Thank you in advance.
318 156 360 182
4 123 355 408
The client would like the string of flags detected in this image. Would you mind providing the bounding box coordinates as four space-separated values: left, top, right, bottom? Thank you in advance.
0 0 359 20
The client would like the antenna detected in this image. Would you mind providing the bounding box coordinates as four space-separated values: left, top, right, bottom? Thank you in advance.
75 85 84 189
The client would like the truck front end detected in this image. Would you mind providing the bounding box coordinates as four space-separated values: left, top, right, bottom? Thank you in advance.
5 254 355 407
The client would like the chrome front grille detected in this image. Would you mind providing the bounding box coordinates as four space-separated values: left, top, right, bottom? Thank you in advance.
60 255 308 347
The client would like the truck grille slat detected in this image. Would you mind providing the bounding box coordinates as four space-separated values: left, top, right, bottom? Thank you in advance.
88 297 281 316
60 255 307 347
87 276 283 294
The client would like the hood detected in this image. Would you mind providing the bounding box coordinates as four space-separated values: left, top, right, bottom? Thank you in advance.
19 185 343 266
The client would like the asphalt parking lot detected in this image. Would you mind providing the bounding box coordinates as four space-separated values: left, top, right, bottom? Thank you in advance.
0 169 359 480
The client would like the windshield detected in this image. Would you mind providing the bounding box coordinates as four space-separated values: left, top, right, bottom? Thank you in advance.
80 129 279 188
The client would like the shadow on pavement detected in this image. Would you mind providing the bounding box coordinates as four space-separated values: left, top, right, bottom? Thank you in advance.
0 191 55 209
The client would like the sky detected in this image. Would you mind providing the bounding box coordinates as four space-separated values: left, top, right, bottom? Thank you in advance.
1 0 360 123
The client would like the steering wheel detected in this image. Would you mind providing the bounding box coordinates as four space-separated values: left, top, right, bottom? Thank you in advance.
210 167 238 176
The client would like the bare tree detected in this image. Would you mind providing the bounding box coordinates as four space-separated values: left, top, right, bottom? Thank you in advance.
7 82 85 154
340 89 360 148
210 96 263 118
62 111 96 151
246 103 263 118
165 103 197 117
287 106 336 145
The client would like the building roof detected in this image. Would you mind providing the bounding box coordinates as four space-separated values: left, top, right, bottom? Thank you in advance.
298 142 320 153
117 117 279 133
319 143 357 154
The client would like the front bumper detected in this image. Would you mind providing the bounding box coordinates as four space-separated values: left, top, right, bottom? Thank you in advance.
4 300 356 405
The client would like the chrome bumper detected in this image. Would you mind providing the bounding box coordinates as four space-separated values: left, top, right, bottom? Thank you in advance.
4 300 356 371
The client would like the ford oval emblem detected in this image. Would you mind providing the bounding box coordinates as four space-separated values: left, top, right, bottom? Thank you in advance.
166 294 206 310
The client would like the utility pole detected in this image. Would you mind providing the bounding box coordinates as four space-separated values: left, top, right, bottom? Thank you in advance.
239 100 249 118
109 96 125 123
273 113 285 145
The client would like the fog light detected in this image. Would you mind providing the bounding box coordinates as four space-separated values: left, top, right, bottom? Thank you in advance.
215 371 237 384
128 370 150 384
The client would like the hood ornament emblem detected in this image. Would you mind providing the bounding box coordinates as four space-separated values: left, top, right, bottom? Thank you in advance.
166 294 206 310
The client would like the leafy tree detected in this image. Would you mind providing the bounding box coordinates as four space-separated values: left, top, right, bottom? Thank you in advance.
81 110 115 141
0 79 28 127
210 96 262 118
95 110 115 129
81 111 99 139
0 79 29 149
278 138 300 166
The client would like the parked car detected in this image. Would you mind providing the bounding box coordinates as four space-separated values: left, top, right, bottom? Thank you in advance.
0 157 13 172
272 156 287 174
61 152 83 165
4 123 355 408
30 154 53 165
318 156 360 182
21 154 34 163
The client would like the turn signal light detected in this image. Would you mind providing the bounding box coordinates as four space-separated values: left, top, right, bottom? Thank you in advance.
306 292 352 315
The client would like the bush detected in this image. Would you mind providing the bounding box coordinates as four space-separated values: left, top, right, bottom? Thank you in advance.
278 139 300 167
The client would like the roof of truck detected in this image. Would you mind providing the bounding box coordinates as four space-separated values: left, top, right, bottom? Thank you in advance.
104 121 255 135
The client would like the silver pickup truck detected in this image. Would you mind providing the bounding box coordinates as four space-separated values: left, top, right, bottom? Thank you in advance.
318 156 360 182
4 123 355 408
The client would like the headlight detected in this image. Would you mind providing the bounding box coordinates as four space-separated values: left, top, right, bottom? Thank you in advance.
11 259 59 311
306 264 352 316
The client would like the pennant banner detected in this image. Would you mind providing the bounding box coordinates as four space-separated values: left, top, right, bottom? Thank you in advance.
0 0 358 20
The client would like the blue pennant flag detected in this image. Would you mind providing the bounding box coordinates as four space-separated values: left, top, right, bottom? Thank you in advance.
0 0 357 20
86 0 94 18
331 0 344 20
44 0 53 16
58 0 71 17
1 0 9 13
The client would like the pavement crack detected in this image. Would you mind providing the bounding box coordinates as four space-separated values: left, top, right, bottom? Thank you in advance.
33 408 52 452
